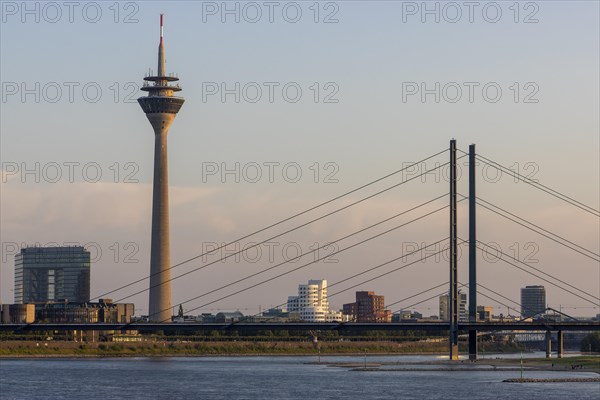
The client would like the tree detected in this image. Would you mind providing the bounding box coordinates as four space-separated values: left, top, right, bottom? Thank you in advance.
580 332 600 352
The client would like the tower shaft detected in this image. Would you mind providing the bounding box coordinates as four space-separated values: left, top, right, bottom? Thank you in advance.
148 115 174 322
138 14 184 322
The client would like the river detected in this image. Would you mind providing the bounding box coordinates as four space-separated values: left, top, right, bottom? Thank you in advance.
1 353 598 399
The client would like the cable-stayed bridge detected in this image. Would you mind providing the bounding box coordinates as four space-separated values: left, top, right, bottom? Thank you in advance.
3 141 599 360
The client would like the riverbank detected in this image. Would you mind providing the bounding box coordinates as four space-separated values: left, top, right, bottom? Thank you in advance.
504 378 600 383
324 356 600 374
2 341 598 376
311 356 600 376
0 340 524 358
523 356 600 372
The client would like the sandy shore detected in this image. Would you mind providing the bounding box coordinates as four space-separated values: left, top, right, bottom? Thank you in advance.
328 357 600 374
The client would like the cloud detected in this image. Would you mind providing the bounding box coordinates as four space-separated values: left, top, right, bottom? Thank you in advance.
2 176 598 315
1 179 224 233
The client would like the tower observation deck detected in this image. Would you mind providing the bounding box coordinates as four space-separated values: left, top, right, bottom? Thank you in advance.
138 14 184 322
138 14 184 115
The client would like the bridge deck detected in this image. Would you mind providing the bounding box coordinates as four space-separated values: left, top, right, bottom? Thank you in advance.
1 322 598 333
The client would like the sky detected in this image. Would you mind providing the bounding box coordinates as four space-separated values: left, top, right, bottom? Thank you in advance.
1 0 599 318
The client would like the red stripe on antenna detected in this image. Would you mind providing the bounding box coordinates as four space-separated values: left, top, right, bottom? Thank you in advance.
160 14 164 43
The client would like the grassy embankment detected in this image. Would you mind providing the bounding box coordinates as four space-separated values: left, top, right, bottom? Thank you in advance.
0 340 524 357
524 356 600 370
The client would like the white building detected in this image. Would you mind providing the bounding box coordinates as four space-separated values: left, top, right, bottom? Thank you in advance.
287 279 343 322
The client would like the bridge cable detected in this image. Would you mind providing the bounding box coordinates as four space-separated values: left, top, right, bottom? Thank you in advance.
117 194 453 307
172 240 457 324
473 197 599 262
461 283 556 329
218 242 458 327
474 282 568 321
475 242 599 306
471 238 599 302
385 282 447 310
327 242 466 305
92 149 452 301
389 283 468 315
468 152 599 217
344 281 448 323
389 282 542 324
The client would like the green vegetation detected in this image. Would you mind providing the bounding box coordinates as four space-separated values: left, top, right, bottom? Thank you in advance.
580 332 600 353
475 341 525 353
0 338 531 357
0 340 442 356
527 356 600 370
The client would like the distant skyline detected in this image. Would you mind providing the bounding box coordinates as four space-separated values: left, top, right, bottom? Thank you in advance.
1 1 598 317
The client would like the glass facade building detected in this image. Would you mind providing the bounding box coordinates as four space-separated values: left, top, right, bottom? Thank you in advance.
438 291 467 321
14 246 91 304
520 285 546 318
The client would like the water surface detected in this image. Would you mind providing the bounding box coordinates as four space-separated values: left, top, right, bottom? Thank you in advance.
1 354 598 399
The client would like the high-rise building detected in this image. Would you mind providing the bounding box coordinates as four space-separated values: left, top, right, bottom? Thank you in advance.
439 291 467 321
439 294 449 321
520 285 546 318
287 279 342 322
138 14 185 322
343 291 391 322
14 246 90 304
477 305 493 322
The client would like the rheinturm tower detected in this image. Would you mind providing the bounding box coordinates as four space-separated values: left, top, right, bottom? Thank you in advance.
138 14 184 322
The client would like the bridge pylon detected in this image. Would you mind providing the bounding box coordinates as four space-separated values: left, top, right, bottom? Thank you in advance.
449 140 459 360
468 144 478 361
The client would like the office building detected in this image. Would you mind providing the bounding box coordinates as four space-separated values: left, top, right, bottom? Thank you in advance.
37 299 134 323
439 290 467 321
439 294 449 321
1 299 133 324
1 304 35 323
14 246 90 304
392 310 423 322
343 291 392 322
215 311 244 323
477 305 493 322
520 285 546 318
287 279 343 322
